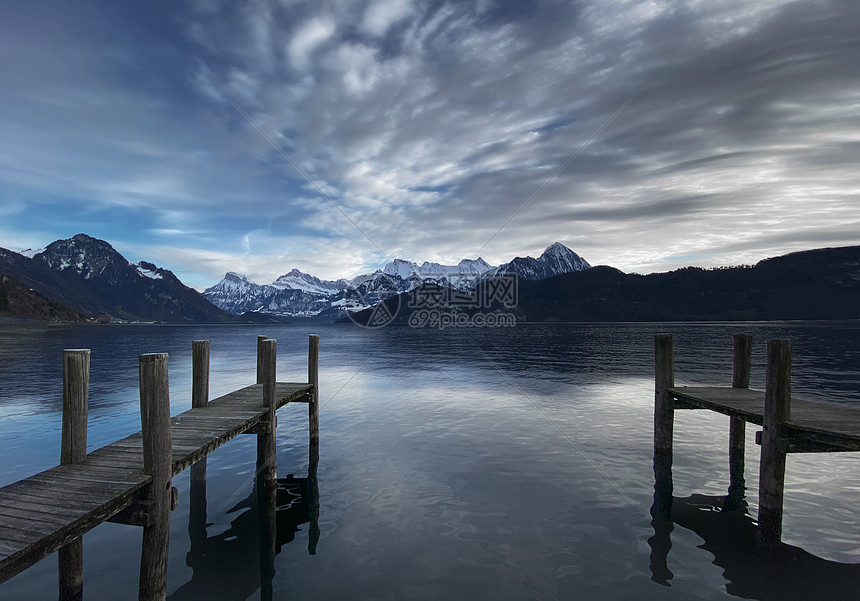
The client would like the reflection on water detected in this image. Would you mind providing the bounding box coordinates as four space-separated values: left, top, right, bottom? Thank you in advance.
1 321 859 600
650 494 860 600
169 444 319 601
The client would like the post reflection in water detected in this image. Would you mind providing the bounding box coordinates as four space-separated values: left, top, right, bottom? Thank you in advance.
649 484 860 600
169 448 320 601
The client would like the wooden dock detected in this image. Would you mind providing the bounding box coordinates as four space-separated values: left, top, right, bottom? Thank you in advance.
652 333 860 546
0 334 320 601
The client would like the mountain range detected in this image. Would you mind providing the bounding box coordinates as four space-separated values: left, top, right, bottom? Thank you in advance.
346 245 860 325
0 234 274 323
202 242 590 319
1 233 858 324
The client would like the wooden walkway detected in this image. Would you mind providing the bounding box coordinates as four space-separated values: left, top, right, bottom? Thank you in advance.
0 382 312 582
0 334 320 600
652 333 860 546
670 387 860 452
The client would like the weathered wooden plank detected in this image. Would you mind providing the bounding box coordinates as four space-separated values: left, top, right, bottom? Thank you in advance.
82 456 145 471
0 488 139 582
2 476 129 500
669 386 766 424
25 470 143 489
0 524 53 543
0 505 77 527
0 487 115 512
669 386 860 447
0 497 104 522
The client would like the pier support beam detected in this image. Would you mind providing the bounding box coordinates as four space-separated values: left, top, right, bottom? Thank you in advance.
192 341 209 410
189 342 209 570
726 334 752 510
59 349 90 601
651 334 675 520
256 339 277 599
308 335 320 446
256 335 268 385
757 339 791 545
139 353 172 601
307 334 321 555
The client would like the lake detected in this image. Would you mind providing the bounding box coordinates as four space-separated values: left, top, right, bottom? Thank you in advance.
1 321 859 600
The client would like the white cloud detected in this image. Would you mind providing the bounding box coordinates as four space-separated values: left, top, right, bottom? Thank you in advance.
288 15 336 70
3 0 860 290
362 0 413 37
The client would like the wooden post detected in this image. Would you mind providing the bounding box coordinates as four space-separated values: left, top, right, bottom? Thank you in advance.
256 339 277 598
307 432 321 556
256 335 268 385
651 334 674 520
307 334 321 555
192 340 209 410
189 341 209 571
308 334 320 446
139 353 172 601
59 349 90 601
757 339 791 545
726 334 752 510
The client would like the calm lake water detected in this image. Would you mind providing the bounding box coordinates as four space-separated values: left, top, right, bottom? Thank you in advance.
1 321 859 600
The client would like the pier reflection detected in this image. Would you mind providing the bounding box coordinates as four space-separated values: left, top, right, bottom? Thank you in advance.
648 493 860 600
168 444 320 601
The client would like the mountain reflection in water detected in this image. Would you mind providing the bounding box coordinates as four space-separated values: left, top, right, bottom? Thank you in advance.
649 494 860 601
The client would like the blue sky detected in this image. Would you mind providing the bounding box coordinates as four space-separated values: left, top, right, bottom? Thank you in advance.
1 0 858 290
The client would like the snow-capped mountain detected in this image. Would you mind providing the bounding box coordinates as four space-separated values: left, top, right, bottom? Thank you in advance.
379 257 494 288
272 269 350 294
486 242 591 281
204 243 590 319
16 233 242 322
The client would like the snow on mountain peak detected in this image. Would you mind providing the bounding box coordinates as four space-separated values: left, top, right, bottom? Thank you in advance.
133 261 163 280
382 259 421 279
272 269 347 294
539 242 591 271
203 243 590 319
19 247 44 258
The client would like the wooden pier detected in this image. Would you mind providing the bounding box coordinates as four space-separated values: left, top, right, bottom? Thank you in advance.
652 333 860 545
0 334 320 601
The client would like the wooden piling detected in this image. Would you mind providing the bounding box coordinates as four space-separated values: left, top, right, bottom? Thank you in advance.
138 353 172 601
192 340 209 410
58 349 90 601
651 334 675 520
307 435 321 556
307 334 321 555
726 334 752 510
190 341 209 565
256 339 277 598
256 335 268 385
308 335 320 445
757 339 791 545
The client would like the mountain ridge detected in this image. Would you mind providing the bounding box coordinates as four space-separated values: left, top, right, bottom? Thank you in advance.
0 234 280 323
344 245 860 325
203 243 590 319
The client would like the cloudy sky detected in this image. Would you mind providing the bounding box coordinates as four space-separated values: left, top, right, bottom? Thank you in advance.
1 0 858 290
